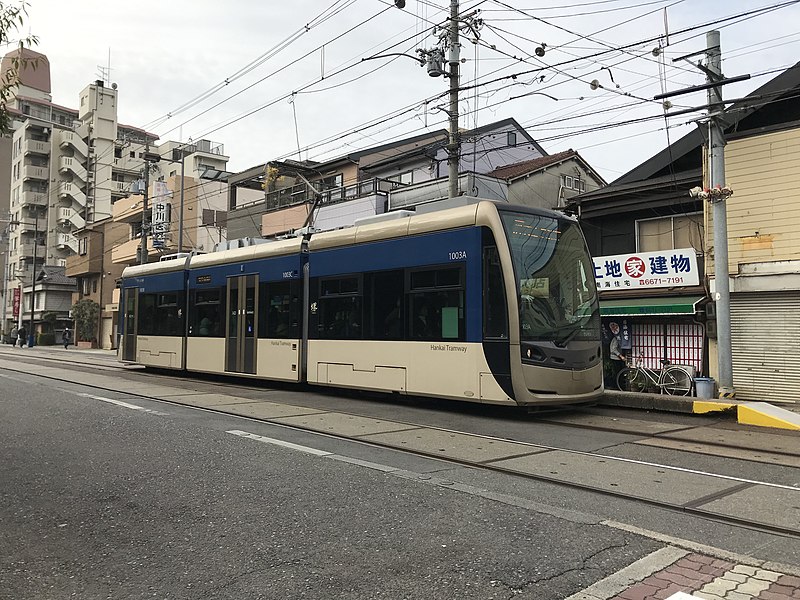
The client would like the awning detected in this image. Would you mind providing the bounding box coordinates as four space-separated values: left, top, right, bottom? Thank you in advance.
600 295 705 317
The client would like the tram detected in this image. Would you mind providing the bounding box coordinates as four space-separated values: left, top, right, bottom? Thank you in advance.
119 200 603 407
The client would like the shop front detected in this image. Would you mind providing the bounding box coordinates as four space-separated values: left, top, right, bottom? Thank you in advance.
594 249 708 388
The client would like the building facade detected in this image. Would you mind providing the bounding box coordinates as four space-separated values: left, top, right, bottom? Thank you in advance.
1 48 158 339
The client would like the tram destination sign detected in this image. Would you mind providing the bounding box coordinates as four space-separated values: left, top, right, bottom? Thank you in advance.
593 248 699 290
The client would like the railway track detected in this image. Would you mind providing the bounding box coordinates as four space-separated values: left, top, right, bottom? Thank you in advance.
2 352 799 541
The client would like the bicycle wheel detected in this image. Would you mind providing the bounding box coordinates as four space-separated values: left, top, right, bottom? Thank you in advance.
661 367 692 396
616 368 647 392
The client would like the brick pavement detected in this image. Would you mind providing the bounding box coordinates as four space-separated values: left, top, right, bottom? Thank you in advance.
567 548 799 600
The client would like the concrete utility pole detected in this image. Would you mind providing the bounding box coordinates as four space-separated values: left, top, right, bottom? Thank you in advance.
447 0 460 200
706 30 735 399
178 146 186 253
139 144 151 265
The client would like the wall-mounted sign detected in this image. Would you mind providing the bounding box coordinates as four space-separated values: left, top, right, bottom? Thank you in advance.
594 248 699 290
12 287 20 317
196 275 212 284
151 200 171 249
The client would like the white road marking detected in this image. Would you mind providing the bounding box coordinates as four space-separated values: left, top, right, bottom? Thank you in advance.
77 393 168 415
226 430 333 456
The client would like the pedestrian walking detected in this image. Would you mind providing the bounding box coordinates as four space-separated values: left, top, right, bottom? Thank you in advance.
62 327 72 349
10 325 18 347
608 321 626 388
17 326 27 348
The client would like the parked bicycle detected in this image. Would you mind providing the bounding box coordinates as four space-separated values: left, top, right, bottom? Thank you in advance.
616 353 693 396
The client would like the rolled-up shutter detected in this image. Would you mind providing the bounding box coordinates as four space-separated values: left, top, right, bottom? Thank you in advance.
731 292 800 404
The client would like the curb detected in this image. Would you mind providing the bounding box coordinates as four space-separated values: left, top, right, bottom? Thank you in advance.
600 391 800 431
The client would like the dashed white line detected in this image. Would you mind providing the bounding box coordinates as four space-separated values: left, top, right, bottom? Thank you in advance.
226 430 333 456
77 393 169 415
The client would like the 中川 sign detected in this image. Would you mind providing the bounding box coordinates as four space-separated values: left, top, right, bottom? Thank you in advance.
593 248 699 290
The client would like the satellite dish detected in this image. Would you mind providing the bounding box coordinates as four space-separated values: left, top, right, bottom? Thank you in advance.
590 79 600 90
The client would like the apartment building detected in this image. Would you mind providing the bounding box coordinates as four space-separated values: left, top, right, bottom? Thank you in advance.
1 47 156 338
64 139 229 349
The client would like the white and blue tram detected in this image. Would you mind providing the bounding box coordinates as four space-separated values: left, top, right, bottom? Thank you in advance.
119 200 603 407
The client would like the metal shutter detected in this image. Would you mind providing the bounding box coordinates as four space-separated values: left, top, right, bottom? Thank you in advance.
731 292 800 404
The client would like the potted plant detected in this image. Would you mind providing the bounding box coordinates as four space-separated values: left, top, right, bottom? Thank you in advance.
71 299 100 348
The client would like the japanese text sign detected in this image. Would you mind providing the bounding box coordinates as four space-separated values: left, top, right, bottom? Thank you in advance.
593 248 699 290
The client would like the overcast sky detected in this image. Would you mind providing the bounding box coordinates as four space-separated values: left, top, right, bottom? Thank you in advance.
18 0 800 182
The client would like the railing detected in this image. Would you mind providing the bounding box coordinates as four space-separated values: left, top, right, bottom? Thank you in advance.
263 178 403 212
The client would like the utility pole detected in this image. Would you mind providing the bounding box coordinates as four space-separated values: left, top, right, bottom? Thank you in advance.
178 145 186 253
139 143 151 265
706 30 734 398
447 0 460 199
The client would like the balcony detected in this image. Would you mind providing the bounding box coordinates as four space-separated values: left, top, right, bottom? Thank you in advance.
59 181 87 208
17 242 46 258
23 139 49 155
112 236 157 264
264 178 400 212
112 153 142 174
112 193 145 223
56 232 78 253
59 130 88 157
59 156 87 182
20 190 47 208
388 172 508 210
22 165 48 181
57 206 85 230
65 245 103 277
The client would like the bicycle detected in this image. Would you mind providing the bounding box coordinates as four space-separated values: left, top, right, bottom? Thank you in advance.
615 353 693 396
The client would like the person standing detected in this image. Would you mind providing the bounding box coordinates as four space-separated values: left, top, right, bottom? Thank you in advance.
10 325 18 347
17 326 26 348
608 321 626 387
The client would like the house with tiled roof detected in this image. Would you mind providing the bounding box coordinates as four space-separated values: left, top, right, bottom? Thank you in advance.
485 149 606 210
17 265 76 344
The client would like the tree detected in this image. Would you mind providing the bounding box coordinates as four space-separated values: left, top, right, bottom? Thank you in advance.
42 310 57 332
1 1 37 135
71 299 100 344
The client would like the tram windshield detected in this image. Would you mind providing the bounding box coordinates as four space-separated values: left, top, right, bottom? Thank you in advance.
500 211 599 344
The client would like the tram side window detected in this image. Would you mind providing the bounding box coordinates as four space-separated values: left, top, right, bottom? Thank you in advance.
483 243 508 340
408 266 465 341
316 276 362 339
189 288 223 337
138 293 156 335
364 270 404 340
259 281 301 339
138 292 184 336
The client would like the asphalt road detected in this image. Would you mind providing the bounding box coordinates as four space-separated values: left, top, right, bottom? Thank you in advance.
2 361 799 599
1 369 663 600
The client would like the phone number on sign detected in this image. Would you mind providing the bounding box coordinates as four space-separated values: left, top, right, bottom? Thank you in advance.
638 277 684 285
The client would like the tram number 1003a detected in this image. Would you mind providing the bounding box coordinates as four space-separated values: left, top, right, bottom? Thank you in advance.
120 201 603 408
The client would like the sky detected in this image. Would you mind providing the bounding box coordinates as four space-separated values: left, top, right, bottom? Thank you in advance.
16 0 800 183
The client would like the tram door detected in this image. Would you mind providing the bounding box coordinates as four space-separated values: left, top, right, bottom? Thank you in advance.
226 274 258 374
122 287 138 362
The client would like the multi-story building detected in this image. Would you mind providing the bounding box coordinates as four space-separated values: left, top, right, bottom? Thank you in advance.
68 139 229 349
226 118 599 241
1 47 157 338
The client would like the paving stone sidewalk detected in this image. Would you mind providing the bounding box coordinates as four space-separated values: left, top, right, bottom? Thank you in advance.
567 548 799 600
